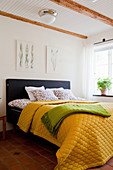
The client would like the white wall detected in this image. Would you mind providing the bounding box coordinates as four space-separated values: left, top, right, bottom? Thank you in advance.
86 28 113 44
83 28 113 102
0 15 84 131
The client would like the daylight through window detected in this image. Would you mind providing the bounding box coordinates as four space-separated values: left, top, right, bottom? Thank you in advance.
93 43 113 95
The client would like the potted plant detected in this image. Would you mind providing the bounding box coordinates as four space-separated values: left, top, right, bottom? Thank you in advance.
97 78 112 95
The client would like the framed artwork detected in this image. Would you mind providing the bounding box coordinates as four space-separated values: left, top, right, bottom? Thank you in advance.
46 46 61 73
16 40 36 72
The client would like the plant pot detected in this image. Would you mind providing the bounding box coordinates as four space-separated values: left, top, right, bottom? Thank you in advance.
100 88 107 95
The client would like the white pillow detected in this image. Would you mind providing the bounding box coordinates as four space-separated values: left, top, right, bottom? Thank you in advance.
31 89 58 101
25 86 45 101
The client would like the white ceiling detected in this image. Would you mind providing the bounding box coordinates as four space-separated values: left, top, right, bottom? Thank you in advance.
73 0 113 19
0 0 113 37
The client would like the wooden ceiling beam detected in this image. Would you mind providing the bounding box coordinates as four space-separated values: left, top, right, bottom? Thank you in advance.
0 11 87 39
50 0 113 27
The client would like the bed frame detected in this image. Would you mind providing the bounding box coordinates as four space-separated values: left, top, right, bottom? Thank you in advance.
6 79 70 125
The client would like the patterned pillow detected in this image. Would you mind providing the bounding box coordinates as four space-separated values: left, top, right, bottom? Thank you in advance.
53 89 82 100
31 89 58 101
8 99 31 109
25 86 45 101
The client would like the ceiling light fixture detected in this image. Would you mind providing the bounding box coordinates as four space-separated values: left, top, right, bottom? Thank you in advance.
38 9 57 24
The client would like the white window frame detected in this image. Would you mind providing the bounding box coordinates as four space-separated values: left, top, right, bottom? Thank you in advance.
93 43 113 95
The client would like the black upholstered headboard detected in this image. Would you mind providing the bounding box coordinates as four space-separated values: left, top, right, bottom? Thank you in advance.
6 79 70 103
6 79 70 124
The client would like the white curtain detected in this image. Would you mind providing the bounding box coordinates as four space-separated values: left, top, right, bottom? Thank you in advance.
82 43 94 100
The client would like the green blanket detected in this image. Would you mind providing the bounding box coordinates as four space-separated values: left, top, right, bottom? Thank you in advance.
41 104 111 137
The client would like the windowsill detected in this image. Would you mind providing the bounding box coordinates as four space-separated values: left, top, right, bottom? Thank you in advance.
93 94 113 97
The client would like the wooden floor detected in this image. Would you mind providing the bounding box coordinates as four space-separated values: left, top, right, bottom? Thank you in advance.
0 130 113 170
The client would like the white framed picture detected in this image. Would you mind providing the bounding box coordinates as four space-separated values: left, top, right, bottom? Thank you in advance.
16 40 36 72
46 46 61 73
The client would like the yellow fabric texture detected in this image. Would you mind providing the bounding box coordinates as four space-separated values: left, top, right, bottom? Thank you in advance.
17 100 113 170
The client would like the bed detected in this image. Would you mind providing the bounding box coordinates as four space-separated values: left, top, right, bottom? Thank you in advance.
6 78 70 125
6 79 113 170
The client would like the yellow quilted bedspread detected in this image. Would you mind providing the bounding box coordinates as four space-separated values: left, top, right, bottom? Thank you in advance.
17 100 113 170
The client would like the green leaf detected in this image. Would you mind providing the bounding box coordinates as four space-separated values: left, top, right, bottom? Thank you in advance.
97 78 112 90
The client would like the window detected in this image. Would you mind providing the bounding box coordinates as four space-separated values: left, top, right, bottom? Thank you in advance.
93 43 113 95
